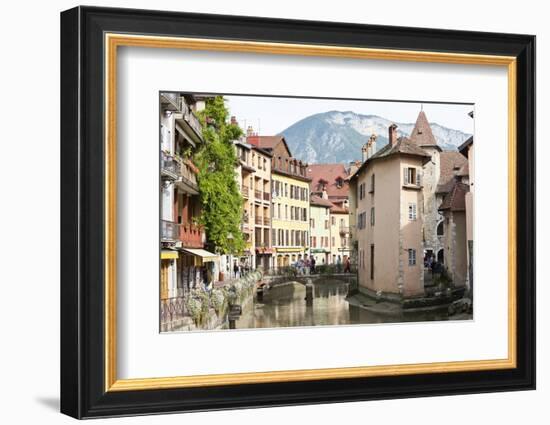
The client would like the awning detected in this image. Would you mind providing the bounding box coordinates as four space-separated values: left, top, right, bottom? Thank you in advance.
161 250 179 260
180 248 219 262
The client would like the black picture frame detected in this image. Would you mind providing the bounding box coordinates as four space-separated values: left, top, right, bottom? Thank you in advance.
60 6 536 419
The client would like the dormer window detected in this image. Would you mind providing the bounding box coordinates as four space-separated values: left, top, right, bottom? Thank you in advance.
336 177 343 188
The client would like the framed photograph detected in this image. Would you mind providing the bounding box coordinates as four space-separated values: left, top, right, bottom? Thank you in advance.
60 6 535 419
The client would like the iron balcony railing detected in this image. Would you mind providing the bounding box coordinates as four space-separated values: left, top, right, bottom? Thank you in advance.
254 190 262 200
339 226 350 235
161 151 179 179
179 98 203 139
161 219 179 241
263 217 271 226
255 216 263 225
263 192 270 201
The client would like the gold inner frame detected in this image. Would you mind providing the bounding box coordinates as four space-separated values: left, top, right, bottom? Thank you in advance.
104 33 517 392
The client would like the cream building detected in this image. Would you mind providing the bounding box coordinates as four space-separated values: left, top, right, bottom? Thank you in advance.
350 124 430 298
233 135 273 271
309 195 332 265
329 204 350 266
246 134 310 268
459 135 474 292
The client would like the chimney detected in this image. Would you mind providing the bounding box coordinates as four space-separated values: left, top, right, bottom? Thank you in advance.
321 189 328 200
368 134 377 157
361 143 369 162
230 116 238 126
389 124 398 146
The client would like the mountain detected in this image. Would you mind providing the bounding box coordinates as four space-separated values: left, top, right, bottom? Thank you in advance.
279 111 472 164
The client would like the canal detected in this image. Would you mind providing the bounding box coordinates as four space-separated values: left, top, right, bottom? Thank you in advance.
230 277 455 330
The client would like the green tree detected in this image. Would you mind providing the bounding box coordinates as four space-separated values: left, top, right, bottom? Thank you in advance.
194 96 245 255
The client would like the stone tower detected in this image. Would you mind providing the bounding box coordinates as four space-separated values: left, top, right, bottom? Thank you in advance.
409 110 443 262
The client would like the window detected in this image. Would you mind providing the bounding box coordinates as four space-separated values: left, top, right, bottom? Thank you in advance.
370 207 375 226
310 218 315 228
272 229 276 245
331 216 336 226
358 182 365 200
312 236 317 248
325 220 329 229
340 218 344 228
404 167 422 186
408 249 416 266
370 244 375 279
285 205 288 219
358 211 366 229
437 221 444 236
291 206 294 220
408 203 417 221
370 174 375 193
285 230 289 246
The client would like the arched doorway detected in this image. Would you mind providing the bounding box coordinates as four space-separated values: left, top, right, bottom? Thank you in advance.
437 249 444 264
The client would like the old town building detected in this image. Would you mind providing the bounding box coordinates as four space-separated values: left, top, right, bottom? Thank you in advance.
350 124 430 298
309 194 332 265
458 135 474 292
159 93 218 329
307 163 351 264
247 133 311 268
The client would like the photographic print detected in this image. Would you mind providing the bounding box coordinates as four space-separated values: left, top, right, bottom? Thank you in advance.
159 93 475 332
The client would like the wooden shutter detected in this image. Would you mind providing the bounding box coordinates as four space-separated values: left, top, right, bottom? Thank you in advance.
417 169 422 187
403 167 409 184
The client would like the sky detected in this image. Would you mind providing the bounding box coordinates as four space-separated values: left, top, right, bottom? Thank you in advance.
224 95 474 135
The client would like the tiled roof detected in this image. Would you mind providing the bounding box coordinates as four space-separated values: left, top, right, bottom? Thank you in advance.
409 111 439 147
307 163 350 198
436 151 468 193
247 135 291 157
369 137 432 160
458 136 473 157
439 181 469 212
330 203 349 214
310 195 334 208
457 162 469 177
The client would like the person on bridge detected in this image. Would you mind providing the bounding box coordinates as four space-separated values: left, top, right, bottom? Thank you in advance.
344 257 351 273
310 255 316 274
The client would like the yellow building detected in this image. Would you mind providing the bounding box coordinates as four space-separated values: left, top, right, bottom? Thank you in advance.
247 134 311 268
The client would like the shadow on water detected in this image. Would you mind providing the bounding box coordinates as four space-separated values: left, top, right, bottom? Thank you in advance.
233 277 452 330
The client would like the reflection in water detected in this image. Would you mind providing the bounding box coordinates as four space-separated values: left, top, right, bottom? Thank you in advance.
233 278 450 330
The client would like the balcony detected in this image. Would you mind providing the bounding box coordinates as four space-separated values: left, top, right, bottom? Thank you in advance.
263 192 271 202
175 159 199 195
255 216 263 225
161 219 178 241
178 99 203 142
161 152 179 180
263 217 271 226
178 222 204 249
242 185 249 198
254 190 262 200
339 226 350 235
161 219 204 248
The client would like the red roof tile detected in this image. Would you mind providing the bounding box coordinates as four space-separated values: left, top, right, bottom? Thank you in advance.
306 163 350 199
436 151 468 193
310 195 334 208
439 181 469 212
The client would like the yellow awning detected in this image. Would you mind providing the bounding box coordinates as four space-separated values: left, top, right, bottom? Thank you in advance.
161 250 179 260
180 248 219 262
275 247 304 253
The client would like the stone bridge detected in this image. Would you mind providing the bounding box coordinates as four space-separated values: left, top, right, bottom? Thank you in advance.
261 272 357 288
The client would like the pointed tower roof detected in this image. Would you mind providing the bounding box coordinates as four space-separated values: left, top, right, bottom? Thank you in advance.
410 111 440 149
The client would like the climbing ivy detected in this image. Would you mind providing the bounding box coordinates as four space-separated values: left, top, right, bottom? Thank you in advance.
194 96 245 255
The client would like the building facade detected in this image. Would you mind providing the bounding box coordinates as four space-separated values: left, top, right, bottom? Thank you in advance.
351 124 430 298
329 204 351 265
160 93 216 329
459 135 474 292
247 134 311 268
309 195 332 265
